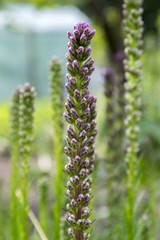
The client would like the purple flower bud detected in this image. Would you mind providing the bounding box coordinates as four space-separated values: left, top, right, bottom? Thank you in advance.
84 193 90 203
70 36 79 49
79 67 88 80
73 29 80 39
71 138 78 149
75 118 83 129
64 146 74 158
84 27 90 36
81 107 90 119
72 60 80 73
81 76 91 89
70 108 78 119
67 97 74 108
73 175 80 184
84 123 90 132
85 58 94 68
69 77 77 89
68 228 74 238
73 156 81 166
81 147 89 158
66 62 74 75
88 66 95 76
65 53 72 63
88 29 96 40
79 130 87 141
77 46 84 60
77 194 84 203
87 136 95 145
67 31 73 39
71 199 78 208
80 33 88 46
67 180 74 190
79 168 89 179
67 125 76 139
82 158 90 167
79 97 87 110
69 47 76 58
83 47 91 59
63 112 73 124
84 219 92 229
74 89 81 101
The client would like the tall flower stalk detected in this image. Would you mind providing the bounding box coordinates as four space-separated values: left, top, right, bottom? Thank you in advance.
64 22 97 240
123 0 143 239
10 86 21 240
19 83 36 240
49 57 64 240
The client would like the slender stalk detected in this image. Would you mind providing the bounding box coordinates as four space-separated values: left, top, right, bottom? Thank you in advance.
64 22 97 240
49 57 64 240
10 86 21 240
19 83 36 240
38 172 49 233
123 1 143 239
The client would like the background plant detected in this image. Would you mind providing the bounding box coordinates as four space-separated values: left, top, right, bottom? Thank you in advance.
49 56 64 240
19 83 36 240
10 86 21 240
123 0 143 239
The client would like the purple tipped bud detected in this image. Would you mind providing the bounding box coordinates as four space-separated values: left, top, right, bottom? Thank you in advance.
82 158 90 167
67 31 73 39
77 46 84 60
88 66 95 75
68 228 74 238
71 138 78 149
69 47 76 58
71 199 78 208
84 27 90 36
73 175 80 184
81 107 90 119
84 123 90 132
84 193 90 203
79 130 87 141
73 156 81 165
84 47 91 59
81 76 91 89
72 60 80 73
67 125 76 139
70 108 78 119
84 219 92 229
67 62 75 75
74 89 81 101
64 146 74 158
79 168 89 179
70 36 79 48
85 58 94 68
75 118 83 129
81 147 89 158
79 97 87 109
69 77 77 88
77 194 84 203
65 53 72 62
63 112 73 124
80 33 88 46
73 29 80 39
79 67 88 80
88 29 96 40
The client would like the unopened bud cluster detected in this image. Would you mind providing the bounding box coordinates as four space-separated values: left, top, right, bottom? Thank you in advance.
64 22 97 239
10 86 21 143
19 83 36 158
123 0 143 238
123 0 143 166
